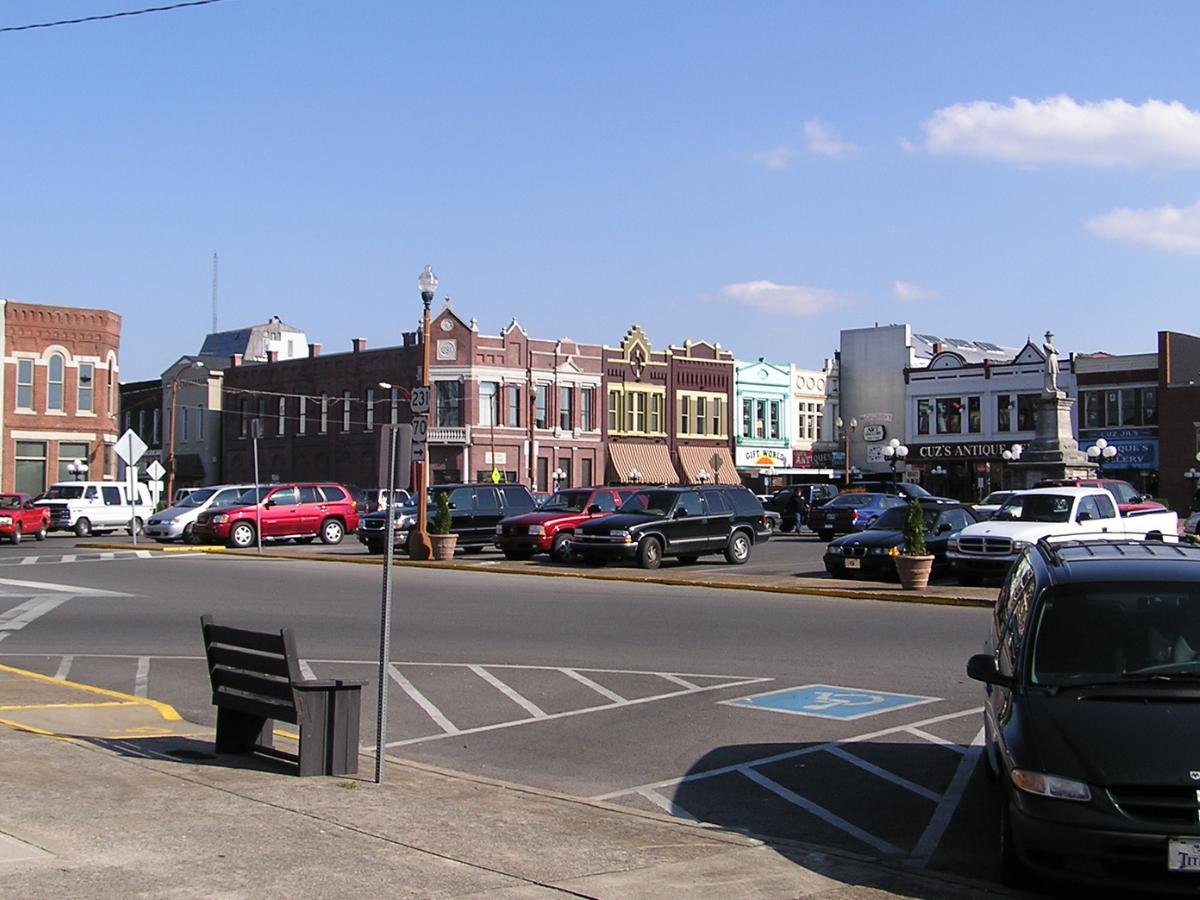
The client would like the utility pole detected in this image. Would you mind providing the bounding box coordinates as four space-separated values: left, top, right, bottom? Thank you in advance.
211 252 219 333
527 346 536 489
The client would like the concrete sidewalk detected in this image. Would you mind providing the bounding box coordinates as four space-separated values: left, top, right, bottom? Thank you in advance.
0 664 1011 899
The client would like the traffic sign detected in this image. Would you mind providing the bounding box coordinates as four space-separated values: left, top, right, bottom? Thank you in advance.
411 442 426 462
410 387 431 414
115 429 147 466
411 414 428 444
146 460 166 480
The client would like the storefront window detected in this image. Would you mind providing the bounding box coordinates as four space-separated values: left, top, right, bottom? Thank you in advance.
743 399 753 438
437 381 462 428
1142 387 1157 425
917 399 931 435
1016 394 1038 431
967 396 981 433
936 397 961 434
480 382 499 428
998 394 1013 432
1083 392 1102 429
1105 390 1119 427
1119 389 1139 426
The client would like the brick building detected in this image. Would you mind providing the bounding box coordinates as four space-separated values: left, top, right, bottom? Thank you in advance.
1157 330 1200 515
1 300 121 494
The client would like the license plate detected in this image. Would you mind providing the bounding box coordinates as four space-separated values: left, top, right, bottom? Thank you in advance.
1168 839 1200 872
844 558 861 569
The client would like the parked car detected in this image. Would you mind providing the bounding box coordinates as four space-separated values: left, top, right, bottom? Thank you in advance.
808 492 909 541
191 483 358 548
573 485 768 569
0 493 49 544
36 480 154 537
973 490 1017 518
172 487 199 506
495 487 634 561
357 483 536 555
764 484 839 532
354 488 412 516
967 537 1200 892
1033 477 1165 517
846 480 955 503
143 484 255 543
823 501 980 580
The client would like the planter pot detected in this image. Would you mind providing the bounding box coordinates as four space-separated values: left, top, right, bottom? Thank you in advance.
429 533 458 561
894 554 935 590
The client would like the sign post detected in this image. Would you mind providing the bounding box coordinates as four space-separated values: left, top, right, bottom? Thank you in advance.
146 460 166 509
374 423 401 784
251 419 263 553
114 429 147 545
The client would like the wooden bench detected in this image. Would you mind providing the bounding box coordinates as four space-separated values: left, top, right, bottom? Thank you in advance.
201 615 366 776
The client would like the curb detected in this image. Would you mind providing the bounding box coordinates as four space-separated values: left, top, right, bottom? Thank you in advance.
76 542 995 608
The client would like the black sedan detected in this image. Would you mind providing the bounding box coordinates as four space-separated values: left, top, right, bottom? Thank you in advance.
823 502 981 580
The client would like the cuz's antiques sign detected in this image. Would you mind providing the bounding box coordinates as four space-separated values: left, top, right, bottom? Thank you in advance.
911 441 1017 460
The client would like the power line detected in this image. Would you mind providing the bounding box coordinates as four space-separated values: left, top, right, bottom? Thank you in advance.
0 0 231 33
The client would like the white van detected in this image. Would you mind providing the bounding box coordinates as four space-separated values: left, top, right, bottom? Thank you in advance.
36 481 154 537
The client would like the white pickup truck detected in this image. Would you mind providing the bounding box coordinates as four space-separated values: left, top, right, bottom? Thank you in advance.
947 486 1178 585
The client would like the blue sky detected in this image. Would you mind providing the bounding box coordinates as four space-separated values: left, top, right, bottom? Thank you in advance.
4 1 1200 380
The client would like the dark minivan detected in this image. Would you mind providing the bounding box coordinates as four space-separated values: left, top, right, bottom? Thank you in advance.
357 483 536 554
573 485 768 569
968 537 1200 892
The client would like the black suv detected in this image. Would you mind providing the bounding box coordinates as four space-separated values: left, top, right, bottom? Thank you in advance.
967 538 1200 892
357 483 536 555
847 480 955 503
573 485 768 569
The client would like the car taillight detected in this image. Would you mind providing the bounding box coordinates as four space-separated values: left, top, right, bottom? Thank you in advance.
851 511 860 524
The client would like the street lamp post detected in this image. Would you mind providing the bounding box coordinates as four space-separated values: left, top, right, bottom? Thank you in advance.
696 468 710 485
627 468 642 485
552 467 567 492
1086 438 1117 477
1001 443 1023 490
836 416 857 486
66 460 89 481
882 438 909 487
410 265 438 561
165 360 205 505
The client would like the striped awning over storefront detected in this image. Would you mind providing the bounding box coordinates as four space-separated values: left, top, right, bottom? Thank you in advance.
607 442 680 485
676 445 739 484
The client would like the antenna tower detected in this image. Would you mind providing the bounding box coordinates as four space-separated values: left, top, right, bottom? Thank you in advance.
211 252 219 333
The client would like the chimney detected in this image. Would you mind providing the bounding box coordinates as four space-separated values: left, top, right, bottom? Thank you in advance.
231 353 243 368
266 350 278 363
308 342 321 358
352 338 366 353
932 342 942 355
403 332 417 348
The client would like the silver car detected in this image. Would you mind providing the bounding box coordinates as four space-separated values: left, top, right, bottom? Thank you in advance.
144 484 255 543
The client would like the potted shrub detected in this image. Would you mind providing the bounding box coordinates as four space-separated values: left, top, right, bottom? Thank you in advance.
891 498 934 590
429 490 458 560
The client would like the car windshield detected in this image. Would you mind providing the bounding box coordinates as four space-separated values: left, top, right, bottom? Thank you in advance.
993 494 1072 523
825 493 880 508
1030 584 1200 686
980 492 1011 506
540 491 592 513
619 491 676 517
179 488 217 507
44 485 85 500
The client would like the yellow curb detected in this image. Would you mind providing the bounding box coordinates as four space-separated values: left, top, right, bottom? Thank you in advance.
0 662 182 721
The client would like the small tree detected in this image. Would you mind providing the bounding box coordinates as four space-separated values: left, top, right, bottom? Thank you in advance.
903 498 927 556
432 490 452 535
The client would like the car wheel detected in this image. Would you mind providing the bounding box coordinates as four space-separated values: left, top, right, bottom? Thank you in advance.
724 531 752 565
765 518 777 535
319 518 344 545
502 547 535 560
128 517 143 537
404 530 420 557
35 524 46 542
74 517 92 538
999 796 1029 889
10 524 21 545
677 553 700 565
550 532 574 562
182 523 200 545
638 537 663 570
228 521 256 549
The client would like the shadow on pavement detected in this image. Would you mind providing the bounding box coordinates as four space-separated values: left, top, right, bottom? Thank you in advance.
82 734 302 776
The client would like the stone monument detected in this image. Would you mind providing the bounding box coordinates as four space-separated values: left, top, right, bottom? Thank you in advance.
1008 330 1096 488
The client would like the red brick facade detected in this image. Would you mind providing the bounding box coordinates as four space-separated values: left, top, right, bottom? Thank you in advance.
2 300 122 494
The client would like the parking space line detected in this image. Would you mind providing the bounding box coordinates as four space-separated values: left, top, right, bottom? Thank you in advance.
54 655 73 681
907 726 985 867
905 726 968 753
739 765 903 857
134 657 150 697
823 744 941 802
658 673 698 690
469 665 547 719
561 668 626 703
387 664 460 734
19 556 36 565
637 788 700 821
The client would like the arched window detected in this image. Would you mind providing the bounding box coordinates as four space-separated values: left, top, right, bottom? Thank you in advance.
47 353 65 412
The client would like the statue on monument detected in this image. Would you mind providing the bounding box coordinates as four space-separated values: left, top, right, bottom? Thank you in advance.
1042 330 1060 395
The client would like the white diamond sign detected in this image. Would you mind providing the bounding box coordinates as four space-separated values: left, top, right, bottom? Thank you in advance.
115 429 147 466
146 460 166 480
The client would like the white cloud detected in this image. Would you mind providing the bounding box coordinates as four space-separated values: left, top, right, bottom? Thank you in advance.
804 120 855 158
749 146 797 170
893 280 939 302
922 96 1200 168
720 280 850 317
1087 198 1200 254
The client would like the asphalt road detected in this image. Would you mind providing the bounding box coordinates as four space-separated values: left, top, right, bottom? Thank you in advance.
0 537 1005 889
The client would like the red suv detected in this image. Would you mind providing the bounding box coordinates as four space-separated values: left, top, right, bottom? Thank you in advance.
495 487 634 561
1033 478 1164 517
192 483 359 548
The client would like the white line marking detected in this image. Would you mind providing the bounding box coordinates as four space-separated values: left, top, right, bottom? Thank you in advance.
823 745 942 802
100 553 115 561
134 657 150 697
636 788 699 821
54 655 74 680
562 667 626 703
739 766 902 857
386 677 768 749
19 556 36 565
905 726 968 753
60 554 76 564
0 576 124 595
469 665 547 719
658 673 698 690
0 595 73 642
299 660 316 680
908 726 986 867
388 664 459 734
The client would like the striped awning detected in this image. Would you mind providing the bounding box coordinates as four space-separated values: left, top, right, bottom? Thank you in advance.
676 445 740 485
607 442 679 485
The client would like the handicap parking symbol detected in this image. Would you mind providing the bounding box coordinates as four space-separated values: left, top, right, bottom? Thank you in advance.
721 683 938 721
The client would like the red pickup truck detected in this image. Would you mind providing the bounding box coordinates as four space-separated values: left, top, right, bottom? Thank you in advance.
1033 478 1165 517
0 493 50 544
495 487 634 561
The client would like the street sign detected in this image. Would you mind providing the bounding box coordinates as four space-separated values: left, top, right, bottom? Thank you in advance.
411 442 426 462
491 467 501 484
146 460 166 480
115 429 147 466
412 414 428 444
410 387 431 414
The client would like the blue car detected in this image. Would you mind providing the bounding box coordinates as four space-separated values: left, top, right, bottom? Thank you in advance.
808 492 909 541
